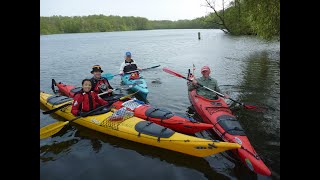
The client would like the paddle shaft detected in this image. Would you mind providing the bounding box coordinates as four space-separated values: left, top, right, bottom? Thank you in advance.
124 65 161 74
98 88 119 97
185 77 228 98
102 65 160 80
69 102 113 123
196 83 244 105
124 65 160 75
163 67 246 106
187 76 245 105
99 82 142 96
68 90 140 119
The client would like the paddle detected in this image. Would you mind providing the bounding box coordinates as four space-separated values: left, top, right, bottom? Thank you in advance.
40 90 140 139
42 102 73 115
42 82 143 115
163 67 257 109
102 65 161 80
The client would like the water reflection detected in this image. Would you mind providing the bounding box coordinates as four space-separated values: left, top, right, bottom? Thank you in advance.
40 102 233 179
40 138 80 162
41 30 280 179
232 51 280 179
74 125 232 179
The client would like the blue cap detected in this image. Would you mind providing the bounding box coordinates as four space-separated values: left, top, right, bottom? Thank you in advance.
125 52 131 56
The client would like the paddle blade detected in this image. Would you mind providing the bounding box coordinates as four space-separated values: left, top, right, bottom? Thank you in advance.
102 73 114 80
42 103 72 114
163 67 187 79
51 79 56 92
40 121 69 139
244 104 267 112
243 105 257 109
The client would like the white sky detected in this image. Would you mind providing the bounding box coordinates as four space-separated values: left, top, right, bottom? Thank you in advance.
40 0 220 21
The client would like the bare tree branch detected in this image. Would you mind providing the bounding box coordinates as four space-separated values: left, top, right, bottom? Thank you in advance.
204 0 231 33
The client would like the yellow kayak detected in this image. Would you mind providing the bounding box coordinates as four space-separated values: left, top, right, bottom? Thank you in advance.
40 91 240 157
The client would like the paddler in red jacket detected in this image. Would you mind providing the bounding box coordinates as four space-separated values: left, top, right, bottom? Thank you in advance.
90 65 114 98
71 79 108 116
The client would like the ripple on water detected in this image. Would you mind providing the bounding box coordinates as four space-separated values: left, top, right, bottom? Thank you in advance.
41 29 280 179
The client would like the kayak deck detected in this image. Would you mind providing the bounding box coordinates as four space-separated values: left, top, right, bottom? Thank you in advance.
187 73 271 176
40 91 240 157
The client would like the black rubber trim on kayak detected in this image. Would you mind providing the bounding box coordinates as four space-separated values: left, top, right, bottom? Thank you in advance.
102 94 124 102
157 127 168 142
82 106 112 117
216 115 246 136
135 121 175 138
210 102 223 106
240 146 261 160
47 95 73 105
70 87 82 94
145 107 174 120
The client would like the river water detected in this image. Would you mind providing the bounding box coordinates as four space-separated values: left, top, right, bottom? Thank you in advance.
40 29 280 180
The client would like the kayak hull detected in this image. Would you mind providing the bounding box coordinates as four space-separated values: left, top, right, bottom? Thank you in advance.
53 80 214 135
40 91 240 157
121 74 148 99
187 74 271 176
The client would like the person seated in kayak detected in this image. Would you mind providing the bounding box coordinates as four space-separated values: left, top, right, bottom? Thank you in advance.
188 65 229 100
119 51 142 79
90 65 114 97
71 79 109 116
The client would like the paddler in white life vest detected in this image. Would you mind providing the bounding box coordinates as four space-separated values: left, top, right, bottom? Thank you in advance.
119 52 142 78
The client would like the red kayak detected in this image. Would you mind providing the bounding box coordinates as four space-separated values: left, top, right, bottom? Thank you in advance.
51 79 214 135
187 74 271 176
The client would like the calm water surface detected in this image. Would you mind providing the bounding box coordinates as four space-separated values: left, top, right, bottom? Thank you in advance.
40 29 280 180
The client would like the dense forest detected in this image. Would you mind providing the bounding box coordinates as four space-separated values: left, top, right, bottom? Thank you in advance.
40 0 279 40
203 0 280 40
40 15 217 35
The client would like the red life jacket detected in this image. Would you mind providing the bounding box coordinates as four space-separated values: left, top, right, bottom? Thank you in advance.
71 90 108 116
90 78 113 94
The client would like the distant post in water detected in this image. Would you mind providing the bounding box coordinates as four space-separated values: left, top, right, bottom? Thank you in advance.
198 32 201 40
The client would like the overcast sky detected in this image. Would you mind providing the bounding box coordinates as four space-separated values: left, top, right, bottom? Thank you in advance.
40 0 219 21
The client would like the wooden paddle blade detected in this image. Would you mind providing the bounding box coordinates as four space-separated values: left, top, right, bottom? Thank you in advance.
40 121 69 139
